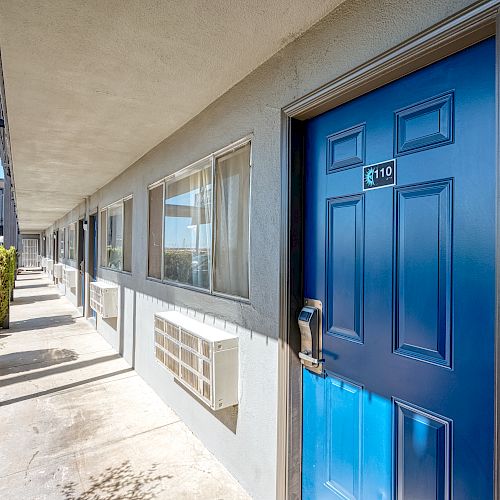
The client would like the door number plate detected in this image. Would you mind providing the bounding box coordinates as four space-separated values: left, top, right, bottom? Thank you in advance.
363 159 396 191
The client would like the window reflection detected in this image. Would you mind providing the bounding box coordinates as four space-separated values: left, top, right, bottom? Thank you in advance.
163 164 212 289
107 204 123 270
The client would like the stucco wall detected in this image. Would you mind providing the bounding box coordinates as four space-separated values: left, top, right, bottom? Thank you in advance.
44 0 477 498
44 202 86 309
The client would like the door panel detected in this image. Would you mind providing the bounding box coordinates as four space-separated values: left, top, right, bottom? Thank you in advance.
394 180 452 366
302 38 496 499
327 195 364 343
303 370 392 499
88 214 98 317
78 219 85 308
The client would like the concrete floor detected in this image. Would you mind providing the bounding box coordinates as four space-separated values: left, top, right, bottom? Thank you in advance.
0 271 250 500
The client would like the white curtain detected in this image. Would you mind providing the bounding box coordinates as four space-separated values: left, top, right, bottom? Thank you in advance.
214 143 250 298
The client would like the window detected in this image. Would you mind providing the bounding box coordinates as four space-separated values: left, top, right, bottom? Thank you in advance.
59 228 65 259
147 140 251 299
164 163 212 288
68 223 76 260
123 198 133 272
100 196 133 272
148 184 163 279
100 209 107 267
107 203 123 269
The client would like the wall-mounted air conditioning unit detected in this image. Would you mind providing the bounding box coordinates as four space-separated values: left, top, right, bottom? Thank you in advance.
46 259 54 272
154 311 238 410
90 281 118 318
53 263 64 279
63 267 77 288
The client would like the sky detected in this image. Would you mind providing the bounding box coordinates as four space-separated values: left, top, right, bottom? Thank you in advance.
0 158 4 179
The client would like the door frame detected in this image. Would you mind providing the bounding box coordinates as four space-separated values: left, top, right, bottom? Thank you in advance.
277 1 500 498
86 210 98 319
77 218 85 309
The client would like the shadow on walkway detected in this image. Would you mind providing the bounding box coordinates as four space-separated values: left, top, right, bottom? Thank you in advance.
0 353 120 386
0 348 79 375
13 294 61 305
9 314 77 332
15 283 50 290
0 366 132 406
59 460 171 500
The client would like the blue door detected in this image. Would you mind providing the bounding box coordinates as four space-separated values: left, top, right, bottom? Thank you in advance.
90 214 98 318
302 38 496 499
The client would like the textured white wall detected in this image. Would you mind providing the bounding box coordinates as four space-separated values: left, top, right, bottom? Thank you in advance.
49 0 477 498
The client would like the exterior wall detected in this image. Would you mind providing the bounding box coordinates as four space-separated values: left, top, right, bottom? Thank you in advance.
45 203 86 306
0 179 5 237
43 0 476 498
3 173 19 249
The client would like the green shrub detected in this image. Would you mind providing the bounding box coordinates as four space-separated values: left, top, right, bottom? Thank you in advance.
0 248 10 325
0 248 8 323
164 249 209 288
107 246 122 270
0 246 17 326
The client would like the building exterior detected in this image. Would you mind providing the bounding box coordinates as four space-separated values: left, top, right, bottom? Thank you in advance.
0 1 498 498
0 179 4 240
0 54 19 251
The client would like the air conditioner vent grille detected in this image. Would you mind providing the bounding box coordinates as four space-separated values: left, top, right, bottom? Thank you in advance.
202 360 211 380
181 329 198 351
165 352 179 376
53 263 64 279
63 267 77 288
167 323 179 340
203 381 211 400
181 365 199 391
89 282 118 318
154 311 238 410
181 347 198 370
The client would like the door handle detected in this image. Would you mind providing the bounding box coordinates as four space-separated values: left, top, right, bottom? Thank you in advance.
298 351 324 366
298 298 323 375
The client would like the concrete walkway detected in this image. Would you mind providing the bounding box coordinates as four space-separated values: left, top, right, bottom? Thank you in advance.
0 272 250 500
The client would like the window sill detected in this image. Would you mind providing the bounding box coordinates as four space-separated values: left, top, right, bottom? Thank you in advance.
212 290 251 305
145 276 251 304
99 266 132 277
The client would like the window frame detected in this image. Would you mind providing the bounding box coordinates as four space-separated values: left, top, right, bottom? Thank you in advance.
60 228 65 259
99 194 133 274
146 136 252 302
68 221 77 261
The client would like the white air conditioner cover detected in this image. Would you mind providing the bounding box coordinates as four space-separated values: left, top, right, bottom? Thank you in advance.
53 263 64 278
154 310 238 410
63 267 77 288
90 281 118 318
